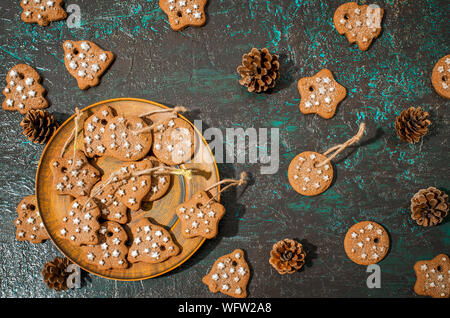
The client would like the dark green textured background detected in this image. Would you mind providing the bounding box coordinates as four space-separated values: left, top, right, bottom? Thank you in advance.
0 0 449 298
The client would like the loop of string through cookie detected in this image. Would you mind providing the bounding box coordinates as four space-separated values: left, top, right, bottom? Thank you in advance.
201 172 248 207
132 105 187 135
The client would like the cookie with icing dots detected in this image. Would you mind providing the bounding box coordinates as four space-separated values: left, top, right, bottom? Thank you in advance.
127 218 180 264
2 64 48 115
176 191 226 239
91 181 129 224
431 55 450 99
103 115 153 162
414 254 449 298
297 69 346 119
159 0 208 31
58 197 101 246
202 249 250 298
50 150 101 198
15 195 49 243
82 221 129 270
344 221 389 266
333 2 384 51
143 156 171 202
63 40 114 90
20 0 67 27
152 117 195 166
288 151 334 196
83 106 116 158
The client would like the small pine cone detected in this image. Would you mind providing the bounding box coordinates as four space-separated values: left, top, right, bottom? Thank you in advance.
42 257 71 291
269 238 306 274
237 48 280 93
411 187 448 227
20 110 58 144
394 107 431 143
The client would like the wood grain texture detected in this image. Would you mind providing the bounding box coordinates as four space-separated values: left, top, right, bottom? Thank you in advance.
0 0 449 297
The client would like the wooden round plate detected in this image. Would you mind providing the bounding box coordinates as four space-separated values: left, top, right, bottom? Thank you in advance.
36 98 220 281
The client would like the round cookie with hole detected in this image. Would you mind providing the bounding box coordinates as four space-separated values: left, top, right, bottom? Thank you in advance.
431 55 450 99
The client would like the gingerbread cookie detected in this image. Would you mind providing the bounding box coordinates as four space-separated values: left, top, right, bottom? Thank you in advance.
103 115 153 162
176 191 226 239
431 55 450 99
82 221 129 270
344 221 389 266
152 117 195 165
91 181 128 224
50 150 101 198
288 151 334 196
83 106 116 158
414 254 449 298
143 156 171 202
159 0 208 31
58 197 101 246
202 249 250 298
63 40 114 90
15 195 49 243
127 218 180 264
333 2 384 51
297 69 346 119
20 0 67 27
2 64 48 115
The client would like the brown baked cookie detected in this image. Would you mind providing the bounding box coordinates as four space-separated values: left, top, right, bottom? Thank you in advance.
288 151 333 196
431 55 450 99
58 197 101 246
333 2 384 51
15 195 49 243
113 159 153 211
152 117 195 165
414 254 449 298
176 191 226 239
202 249 250 298
82 221 129 270
2 64 48 115
297 69 346 119
159 0 207 31
143 156 171 202
91 181 129 224
83 106 116 158
103 115 152 161
344 221 389 266
127 218 180 264
63 40 114 90
50 150 101 198
20 0 67 27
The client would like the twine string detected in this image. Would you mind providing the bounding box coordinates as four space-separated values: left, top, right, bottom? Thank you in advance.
203 172 248 206
316 123 366 168
133 106 187 135
60 107 82 162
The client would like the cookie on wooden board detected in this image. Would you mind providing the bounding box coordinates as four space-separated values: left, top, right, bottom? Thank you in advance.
333 2 384 51
288 151 333 196
202 249 250 298
431 55 450 99
82 221 129 270
127 218 180 264
414 254 449 298
20 0 67 27
2 64 48 115
297 69 346 119
91 181 129 224
175 190 226 239
15 195 49 243
344 221 389 265
63 40 114 90
159 0 208 31
83 105 116 158
142 156 171 202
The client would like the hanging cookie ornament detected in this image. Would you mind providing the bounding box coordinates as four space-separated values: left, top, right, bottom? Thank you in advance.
288 123 365 196
176 172 247 239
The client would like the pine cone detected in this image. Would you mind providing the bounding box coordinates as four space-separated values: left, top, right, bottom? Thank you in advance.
42 257 71 291
20 110 58 144
269 238 306 274
411 187 448 227
394 107 431 143
237 48 280 93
